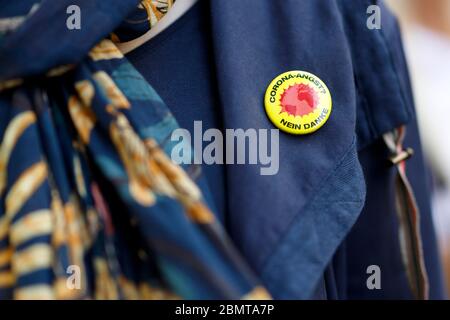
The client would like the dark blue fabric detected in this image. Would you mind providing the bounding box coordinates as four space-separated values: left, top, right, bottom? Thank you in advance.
126 3 227 222
209 0 365 299
337 0 414 149
0 0 140 81
129 0 366 299
128 0 445 299
127 2 360 299
335 0 446 299
0 0 269 299
341 108 446 299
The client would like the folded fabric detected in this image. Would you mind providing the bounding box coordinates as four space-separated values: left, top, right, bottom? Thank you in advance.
0 0 269 299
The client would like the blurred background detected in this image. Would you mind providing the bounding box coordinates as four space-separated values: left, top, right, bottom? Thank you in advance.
386 0 450 297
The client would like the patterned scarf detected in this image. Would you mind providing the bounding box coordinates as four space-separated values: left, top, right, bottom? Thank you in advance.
0 0 270 299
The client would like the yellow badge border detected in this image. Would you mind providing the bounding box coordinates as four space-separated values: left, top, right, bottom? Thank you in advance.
264 70 332 135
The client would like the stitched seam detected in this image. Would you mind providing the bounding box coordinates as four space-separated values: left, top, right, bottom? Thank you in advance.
355 74 377 141
375 0 413 122
337 0 377 143
260 136 363 270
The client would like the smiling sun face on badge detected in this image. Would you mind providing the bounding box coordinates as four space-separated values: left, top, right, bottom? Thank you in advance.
264 70 332 135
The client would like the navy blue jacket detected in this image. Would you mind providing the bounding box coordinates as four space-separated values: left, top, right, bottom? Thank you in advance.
130 0 446 299
0 0 445 299
205 0 445 299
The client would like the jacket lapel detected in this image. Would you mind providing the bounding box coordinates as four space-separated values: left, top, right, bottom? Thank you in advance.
209 0 366 298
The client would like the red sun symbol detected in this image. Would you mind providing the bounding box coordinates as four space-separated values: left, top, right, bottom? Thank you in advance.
280 83 318 117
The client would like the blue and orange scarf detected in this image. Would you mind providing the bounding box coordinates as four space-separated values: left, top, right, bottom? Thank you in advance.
0 0 270 299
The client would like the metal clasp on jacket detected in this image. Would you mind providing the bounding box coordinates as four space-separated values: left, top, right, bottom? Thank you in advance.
388 147 414 166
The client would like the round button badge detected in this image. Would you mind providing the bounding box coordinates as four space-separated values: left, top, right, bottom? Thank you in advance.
264 70 332 135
